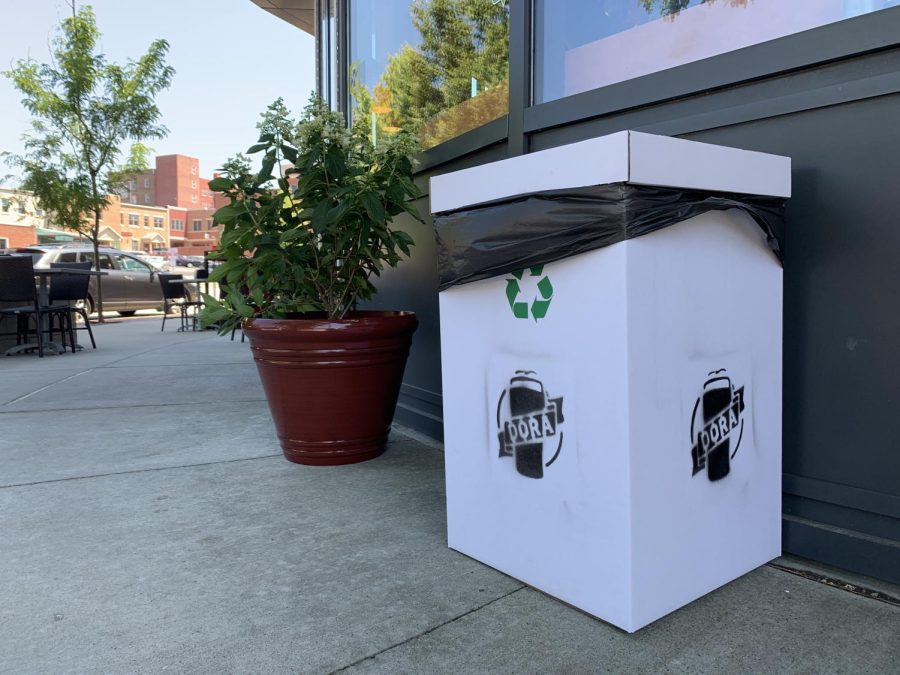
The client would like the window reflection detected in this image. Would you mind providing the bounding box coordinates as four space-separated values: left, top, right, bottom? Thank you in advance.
349 0 509 149
534 0 900 105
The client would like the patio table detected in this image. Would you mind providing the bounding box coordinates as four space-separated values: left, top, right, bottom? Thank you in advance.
167 277 215 332
4 268 106 356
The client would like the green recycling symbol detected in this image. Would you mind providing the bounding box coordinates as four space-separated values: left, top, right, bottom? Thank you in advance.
505 265 553 321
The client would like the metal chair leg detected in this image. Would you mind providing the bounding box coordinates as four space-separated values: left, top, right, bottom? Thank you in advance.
80 309 96 348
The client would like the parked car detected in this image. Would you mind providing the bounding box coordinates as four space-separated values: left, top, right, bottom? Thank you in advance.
135 253 167 270
16 244 194 316
175 255 205 268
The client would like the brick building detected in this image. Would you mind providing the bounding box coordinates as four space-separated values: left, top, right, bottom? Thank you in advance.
129 154 220 254
96 195 170 253
0 188 43 248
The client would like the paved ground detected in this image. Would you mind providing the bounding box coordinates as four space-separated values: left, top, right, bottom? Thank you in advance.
1 316 898 674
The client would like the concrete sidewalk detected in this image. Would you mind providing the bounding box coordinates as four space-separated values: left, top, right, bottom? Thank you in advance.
1 317 898 673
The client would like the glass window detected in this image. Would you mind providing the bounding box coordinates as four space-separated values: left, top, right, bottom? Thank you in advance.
192 220 202 231
128 213 139 227
81 252 114 269
154 217 164 229
144 178 150 188
143 216 150 228
0 237 8 248
58 252 78 263
0 198 8 212
117 254 151 272
349 0 509 150
534 0 900 105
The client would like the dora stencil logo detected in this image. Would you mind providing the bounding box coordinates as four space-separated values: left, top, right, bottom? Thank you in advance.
690 369 746 482
496 370 565 479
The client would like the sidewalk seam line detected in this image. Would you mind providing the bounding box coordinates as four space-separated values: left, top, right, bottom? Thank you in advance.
328 586 527 674
0 398 267 415
3 369 91 406
0 454 282 490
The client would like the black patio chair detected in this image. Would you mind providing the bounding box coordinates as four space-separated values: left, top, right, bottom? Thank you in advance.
0 255 51 357
48 262 96 351
158 273 201 332
216 276 245 343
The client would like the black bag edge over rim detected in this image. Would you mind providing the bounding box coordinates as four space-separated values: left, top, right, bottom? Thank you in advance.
434 183 786 291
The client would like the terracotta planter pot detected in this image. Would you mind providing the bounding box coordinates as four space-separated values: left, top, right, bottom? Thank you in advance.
244 311 418 466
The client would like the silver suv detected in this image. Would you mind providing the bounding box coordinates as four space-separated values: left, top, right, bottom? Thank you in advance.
16 244 190 316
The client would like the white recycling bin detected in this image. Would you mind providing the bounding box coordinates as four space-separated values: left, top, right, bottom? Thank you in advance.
431 131 791 632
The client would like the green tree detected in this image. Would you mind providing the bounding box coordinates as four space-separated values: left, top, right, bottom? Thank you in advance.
4 2 174 320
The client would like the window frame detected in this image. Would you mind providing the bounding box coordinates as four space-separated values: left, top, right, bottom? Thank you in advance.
323 2 900 172
525 4 900 136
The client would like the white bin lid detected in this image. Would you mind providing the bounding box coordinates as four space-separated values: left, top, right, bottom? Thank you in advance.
429 130 791 214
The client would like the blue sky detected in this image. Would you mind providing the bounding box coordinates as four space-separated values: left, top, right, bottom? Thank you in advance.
0 0 316 181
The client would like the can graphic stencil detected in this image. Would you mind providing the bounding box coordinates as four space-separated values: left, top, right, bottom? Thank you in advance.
496 370 565 479
690 370 745 482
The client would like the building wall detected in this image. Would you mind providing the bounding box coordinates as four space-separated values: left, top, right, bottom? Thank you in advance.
126 169 156 206
98 196 170 252
155 155 199 208
0 225 36 248
126 155 216 212
182 208 220 253
0 188 43 248
343 5 900 584
168 206 188 250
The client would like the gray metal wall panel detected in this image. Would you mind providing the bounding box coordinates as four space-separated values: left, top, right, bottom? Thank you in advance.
525 90 900 584
358 20 900 583
363 142 510 439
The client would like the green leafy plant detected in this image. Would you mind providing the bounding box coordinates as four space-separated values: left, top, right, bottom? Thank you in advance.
200 96 422 333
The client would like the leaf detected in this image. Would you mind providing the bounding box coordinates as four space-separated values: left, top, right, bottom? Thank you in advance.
247 143 268 154
324 149 347 179
361 192 387 224
208 177 233 192
280 144 298 164
394 230 414 246
326 201 350 224
279 228 308 244
213 203 246 225
309 200 333 234
257 157 276 183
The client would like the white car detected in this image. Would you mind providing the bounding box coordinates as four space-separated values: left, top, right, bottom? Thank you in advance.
136 254 167 270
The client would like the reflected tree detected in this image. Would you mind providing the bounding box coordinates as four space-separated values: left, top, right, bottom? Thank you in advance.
639 0 749 17
355 0 509 149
